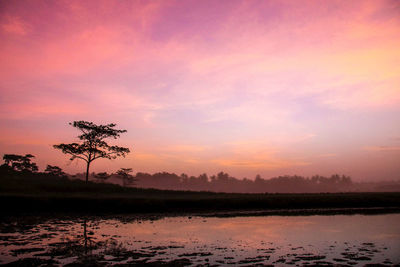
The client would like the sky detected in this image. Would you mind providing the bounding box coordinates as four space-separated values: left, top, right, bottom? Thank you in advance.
0 0 399 181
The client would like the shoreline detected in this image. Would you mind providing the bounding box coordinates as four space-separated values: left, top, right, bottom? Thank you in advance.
2 192 400 217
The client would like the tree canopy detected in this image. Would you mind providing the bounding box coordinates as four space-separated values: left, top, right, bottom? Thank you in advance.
2 154 38 172
54 121 130 182
116 168 136 187
94 172 111 182
45 165 66 177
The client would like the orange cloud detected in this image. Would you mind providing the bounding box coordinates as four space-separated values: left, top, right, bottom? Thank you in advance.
1 0 399 180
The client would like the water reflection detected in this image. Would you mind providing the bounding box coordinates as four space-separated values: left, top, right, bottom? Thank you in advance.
0 214 399 266
82 220 92 255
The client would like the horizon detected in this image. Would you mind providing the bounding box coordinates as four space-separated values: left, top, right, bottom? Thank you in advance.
1 0 400 182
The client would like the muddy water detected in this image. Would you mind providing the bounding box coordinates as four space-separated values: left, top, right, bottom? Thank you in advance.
0 214 399 266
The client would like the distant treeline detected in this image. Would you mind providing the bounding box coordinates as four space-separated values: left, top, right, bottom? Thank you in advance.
135 172 352 193
2 153 400 193
74 171 400 193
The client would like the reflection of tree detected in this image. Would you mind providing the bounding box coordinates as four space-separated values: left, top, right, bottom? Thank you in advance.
82 219 91 255
52 219 153 265
49 219 98 258
2 217 164 266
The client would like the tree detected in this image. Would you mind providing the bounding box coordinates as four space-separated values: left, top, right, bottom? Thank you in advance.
94 172 111 183
53 121 130 183
2 154 38 172
45 165 66 177
116 168 135 187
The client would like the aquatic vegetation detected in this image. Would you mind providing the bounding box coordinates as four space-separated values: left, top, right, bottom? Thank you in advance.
0 214 399 266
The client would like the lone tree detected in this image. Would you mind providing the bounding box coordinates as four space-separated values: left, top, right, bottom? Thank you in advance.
2 154 38 172
53 121 130 183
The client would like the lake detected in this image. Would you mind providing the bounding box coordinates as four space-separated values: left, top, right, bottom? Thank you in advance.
1 213 399 266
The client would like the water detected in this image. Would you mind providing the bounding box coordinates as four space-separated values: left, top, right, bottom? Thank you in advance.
1 214 399 266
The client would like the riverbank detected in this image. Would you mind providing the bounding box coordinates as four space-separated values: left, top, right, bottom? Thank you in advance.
1 172 400 215
2 192 400 215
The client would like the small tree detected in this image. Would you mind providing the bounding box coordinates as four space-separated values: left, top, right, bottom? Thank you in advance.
94 172 111 183
116 168 135 187
2 154 38 172
45 165 66 177
53 121 130 183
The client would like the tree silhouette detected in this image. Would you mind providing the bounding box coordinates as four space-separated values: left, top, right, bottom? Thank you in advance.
116 168 135 187
53 121 130 183
2 154 38 172
94 172 111 183
45 165 66 177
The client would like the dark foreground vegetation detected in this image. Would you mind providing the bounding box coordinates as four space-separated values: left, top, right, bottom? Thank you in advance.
2 167 400 215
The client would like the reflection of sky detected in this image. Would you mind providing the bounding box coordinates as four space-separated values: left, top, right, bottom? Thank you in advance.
1 214 399 265
115 215 400 244
1 1 400 180
113 215 400 262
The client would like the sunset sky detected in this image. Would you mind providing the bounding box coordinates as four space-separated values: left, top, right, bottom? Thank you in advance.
1 0 399 181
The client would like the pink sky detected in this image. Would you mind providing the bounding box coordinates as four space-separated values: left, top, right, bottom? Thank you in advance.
1 0 399 181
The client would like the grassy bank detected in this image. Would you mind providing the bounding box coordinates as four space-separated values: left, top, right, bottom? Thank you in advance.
1 171 400 215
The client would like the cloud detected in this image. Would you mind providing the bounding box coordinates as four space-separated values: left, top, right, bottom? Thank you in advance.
161 145 209 153
317 153 337 158
1 16 30 35
363 146 400 152
208 141 311 170
212 158 310 170
1 0 399 113
1 0 400 180
0 101 88 120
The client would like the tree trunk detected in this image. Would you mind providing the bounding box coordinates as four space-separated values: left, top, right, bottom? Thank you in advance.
85 162 90 183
